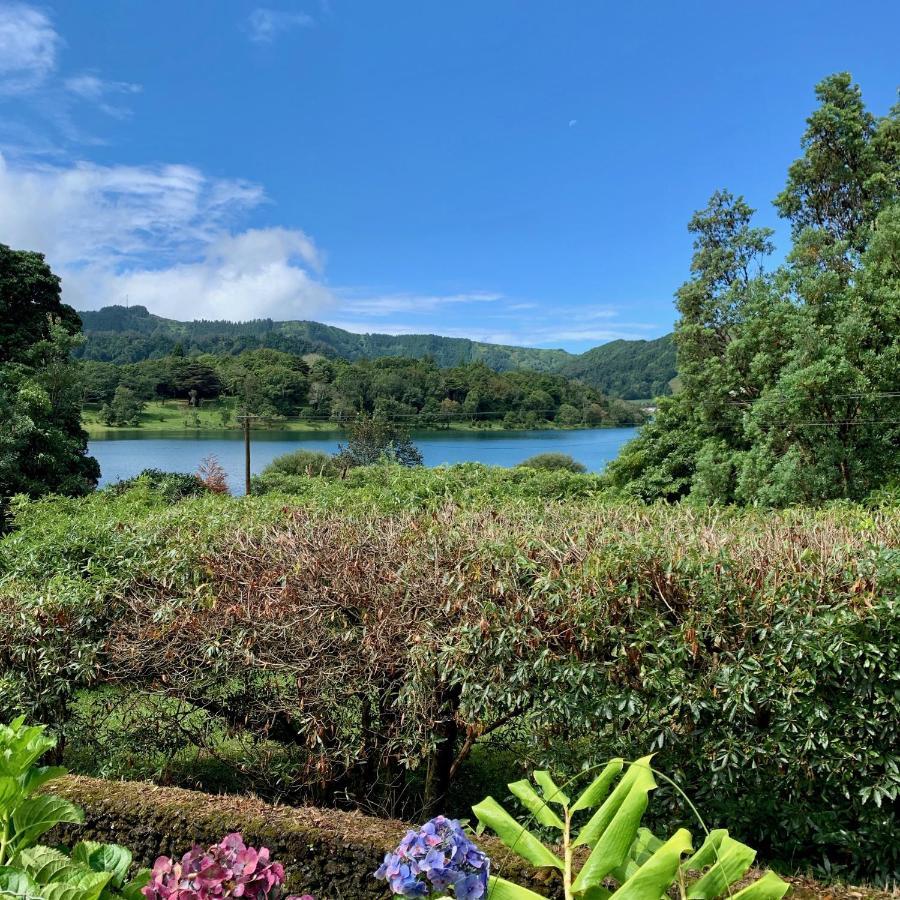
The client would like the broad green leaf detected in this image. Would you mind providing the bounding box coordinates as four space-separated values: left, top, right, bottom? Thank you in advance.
486 876 548 900
532 771 569 806
472 797 564 871
571 761 657 891
607 828 693 900
683 830 729 871
22 768 67 798
571 761 624 813
16 846 83 884
686 834 755 899
40 870 111 900
728 871 790 900
0 866 39 899
72 844 131 887
610 828 664 883
579 888 613 900
0 723 56 779
10 796 84 853
574 757 655 849
0 777 23 817
119 871 151 900
508 780 564 830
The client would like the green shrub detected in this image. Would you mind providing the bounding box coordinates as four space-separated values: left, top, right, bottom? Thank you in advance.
261 449 338 479
0 474 897 878
106 468 208 503
516 453 587 473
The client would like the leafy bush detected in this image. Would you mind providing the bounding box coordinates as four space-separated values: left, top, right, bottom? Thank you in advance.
472 760 788 900
144 834 311 900
106 468 208 503
516 453 586 473
334 417 423 469
0 476 897 878
261 450 338 479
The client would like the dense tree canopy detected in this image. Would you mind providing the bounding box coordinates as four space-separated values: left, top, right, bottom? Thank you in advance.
608 74 900 504
80 350 645 429
0 246 99 523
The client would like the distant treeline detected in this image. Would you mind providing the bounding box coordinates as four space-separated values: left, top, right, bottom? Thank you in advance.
81 349 645 428
75 305 676 400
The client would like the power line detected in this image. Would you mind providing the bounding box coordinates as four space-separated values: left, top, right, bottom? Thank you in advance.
723 391 900 406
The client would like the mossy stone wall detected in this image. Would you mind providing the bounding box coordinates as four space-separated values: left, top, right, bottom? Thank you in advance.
48 776 562 899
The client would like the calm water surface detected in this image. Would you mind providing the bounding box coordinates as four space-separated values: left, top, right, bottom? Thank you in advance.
89 427 638 494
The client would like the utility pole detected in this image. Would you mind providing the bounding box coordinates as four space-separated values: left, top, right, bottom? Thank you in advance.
237 414 259 496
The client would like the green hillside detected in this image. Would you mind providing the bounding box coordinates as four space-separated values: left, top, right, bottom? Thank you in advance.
558 334 677 400
75 305 676 398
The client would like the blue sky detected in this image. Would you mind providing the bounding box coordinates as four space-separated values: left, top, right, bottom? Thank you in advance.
0 1 897 352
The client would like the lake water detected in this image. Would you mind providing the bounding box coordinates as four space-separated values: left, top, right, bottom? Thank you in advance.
89 427 638 494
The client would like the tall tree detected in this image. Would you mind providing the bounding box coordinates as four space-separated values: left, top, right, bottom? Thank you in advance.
609 74 900 505
0 246 98 523
0 244 82 363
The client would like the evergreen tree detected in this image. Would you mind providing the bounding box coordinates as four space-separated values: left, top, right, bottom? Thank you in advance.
608 74 900 504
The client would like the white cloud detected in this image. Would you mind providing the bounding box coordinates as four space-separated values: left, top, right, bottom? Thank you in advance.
65 230 333 321
247 7 314 43
0 2 60 93
337 290 504 316
64 73 142 117
0 152 334 321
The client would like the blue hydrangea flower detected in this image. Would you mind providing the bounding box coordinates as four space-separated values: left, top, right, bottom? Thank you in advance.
374 816 489 898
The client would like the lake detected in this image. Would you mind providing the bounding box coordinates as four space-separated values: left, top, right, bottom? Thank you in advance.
89 427 638 494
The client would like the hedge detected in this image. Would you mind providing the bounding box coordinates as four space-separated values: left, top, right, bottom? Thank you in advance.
48 775 561 898
3 481 898 878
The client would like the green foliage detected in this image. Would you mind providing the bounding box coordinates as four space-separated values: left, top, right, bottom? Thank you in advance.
261 450 338 479
334 416 423 468
559 335 676 401
0 718 149 900
106 469 208 503
0 477 895 877
79 348 645 431
609 74 900 505
0 245 82 366
99 387 144 427
516 453 587 474
0 266 99 528
73 306 673 405
473 762 788 900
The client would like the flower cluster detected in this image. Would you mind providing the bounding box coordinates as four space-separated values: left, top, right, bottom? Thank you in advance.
142 833 312 900
374 816 489 899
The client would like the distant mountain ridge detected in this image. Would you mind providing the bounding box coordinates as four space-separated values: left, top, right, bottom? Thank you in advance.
75 305 676 400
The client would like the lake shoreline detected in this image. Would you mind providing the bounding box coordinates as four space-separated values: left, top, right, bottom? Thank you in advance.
87 426 639 492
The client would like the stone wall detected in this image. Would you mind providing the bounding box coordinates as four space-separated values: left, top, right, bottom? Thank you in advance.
49 775 562 899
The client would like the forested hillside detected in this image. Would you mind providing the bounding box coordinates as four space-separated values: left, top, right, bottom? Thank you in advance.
75 305 676 399
81 350 643 429
558 334 676 399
